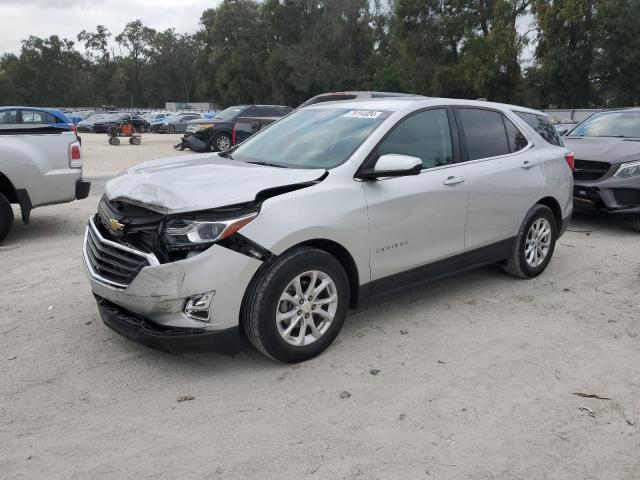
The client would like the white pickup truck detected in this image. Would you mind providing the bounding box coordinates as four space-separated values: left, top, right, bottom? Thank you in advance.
0 124 90 241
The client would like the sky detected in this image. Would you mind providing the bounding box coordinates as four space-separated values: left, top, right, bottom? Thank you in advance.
0 0 222 54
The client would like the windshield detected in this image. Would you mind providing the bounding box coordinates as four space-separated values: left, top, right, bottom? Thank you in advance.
569 112 640 138
231 107 391 169
214 106 246 121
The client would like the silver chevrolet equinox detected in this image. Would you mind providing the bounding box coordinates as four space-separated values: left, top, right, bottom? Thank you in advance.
83 98 573 362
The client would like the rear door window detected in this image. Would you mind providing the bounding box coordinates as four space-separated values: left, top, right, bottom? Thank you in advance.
21 111 45 124
458 108 510 160
515 112 563 146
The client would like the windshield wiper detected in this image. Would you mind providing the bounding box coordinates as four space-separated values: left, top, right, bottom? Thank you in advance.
218 151 234 159
245 161 287 168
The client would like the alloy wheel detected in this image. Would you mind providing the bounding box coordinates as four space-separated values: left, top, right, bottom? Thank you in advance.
275 270 338 347
216 135 231 151
525 218 551 267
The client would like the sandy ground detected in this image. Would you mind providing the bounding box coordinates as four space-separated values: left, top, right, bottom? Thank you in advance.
1 133 639 480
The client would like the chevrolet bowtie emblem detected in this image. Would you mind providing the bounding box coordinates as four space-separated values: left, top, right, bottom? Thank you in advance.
109 218 125 232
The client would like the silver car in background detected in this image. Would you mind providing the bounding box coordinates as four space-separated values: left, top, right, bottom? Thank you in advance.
83 98 573 362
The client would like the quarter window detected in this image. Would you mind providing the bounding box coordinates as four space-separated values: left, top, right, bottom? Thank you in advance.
377 109 453 169
504 117 528 152
515 112 563 146
458 108 510 160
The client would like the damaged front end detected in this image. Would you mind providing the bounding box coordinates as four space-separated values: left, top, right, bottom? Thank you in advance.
94 194 271 268
83 171 327 354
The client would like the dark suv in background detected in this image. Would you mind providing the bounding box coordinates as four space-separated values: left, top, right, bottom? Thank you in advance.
563 109 640 232
186 105 293 151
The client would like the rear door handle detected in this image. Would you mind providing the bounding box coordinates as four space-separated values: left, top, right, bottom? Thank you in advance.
443 176 465 186
521 161 535 170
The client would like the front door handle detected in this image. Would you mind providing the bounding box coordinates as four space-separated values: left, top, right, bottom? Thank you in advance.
521 161 535 170
443 176 465 186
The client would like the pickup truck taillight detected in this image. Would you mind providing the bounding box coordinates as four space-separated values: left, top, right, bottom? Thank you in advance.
564 152 575 171
70 142 82 168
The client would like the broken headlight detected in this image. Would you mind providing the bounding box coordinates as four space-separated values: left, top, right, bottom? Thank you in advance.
164 212 258 247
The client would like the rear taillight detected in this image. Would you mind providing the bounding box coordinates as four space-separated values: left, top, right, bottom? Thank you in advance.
232 125 237 145
564 152 575 171
70 142 82 168
69 123 77 134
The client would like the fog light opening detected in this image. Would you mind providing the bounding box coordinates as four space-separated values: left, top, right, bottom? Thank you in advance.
184 291 215 322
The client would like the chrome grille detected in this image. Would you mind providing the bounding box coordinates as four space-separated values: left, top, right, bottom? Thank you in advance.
84 217 159 289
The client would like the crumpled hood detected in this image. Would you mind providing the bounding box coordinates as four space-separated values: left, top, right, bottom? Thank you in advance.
564 137 640 164
105 154 326 214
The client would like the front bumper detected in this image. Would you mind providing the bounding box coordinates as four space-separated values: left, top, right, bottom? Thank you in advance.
574 175 640 215
84 218 263 335
96 296 240 354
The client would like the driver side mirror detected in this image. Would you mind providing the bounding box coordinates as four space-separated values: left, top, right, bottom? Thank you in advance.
358 154 423 180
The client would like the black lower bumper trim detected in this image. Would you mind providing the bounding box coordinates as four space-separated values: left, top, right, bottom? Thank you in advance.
95 296 240 355
15 188 32 224
76 180 91 200
558 214 571 238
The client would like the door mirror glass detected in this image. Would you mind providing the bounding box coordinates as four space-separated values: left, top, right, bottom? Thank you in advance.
360 154 422 179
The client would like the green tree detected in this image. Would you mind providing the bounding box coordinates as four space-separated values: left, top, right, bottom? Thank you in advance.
593 0 640 106
147 30 199 103
115 20 156 106
197 0 269 105
528 0 598 107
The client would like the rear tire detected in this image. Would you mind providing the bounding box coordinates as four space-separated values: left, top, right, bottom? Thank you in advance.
109 137 120 145
0 193 14 243
503 204 557 279
165 125 175 134
242 247 349 363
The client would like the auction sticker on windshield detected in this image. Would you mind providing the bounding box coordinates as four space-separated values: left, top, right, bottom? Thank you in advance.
343 110 383 119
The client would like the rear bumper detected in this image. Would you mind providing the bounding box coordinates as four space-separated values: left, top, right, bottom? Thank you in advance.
76 180 91 200
558 213 571 238
96 296 240 354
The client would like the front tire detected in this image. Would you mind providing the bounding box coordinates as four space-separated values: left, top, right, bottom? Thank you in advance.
632 218 640 233
165 125 175 134
243 247 349 363
503 204 557 279
213 133 231 151
0 192 14 242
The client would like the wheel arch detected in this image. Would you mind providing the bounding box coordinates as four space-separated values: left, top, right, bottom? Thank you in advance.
0 172 18 203
536 196 562 230
296 239 361 309
241 237 363 316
